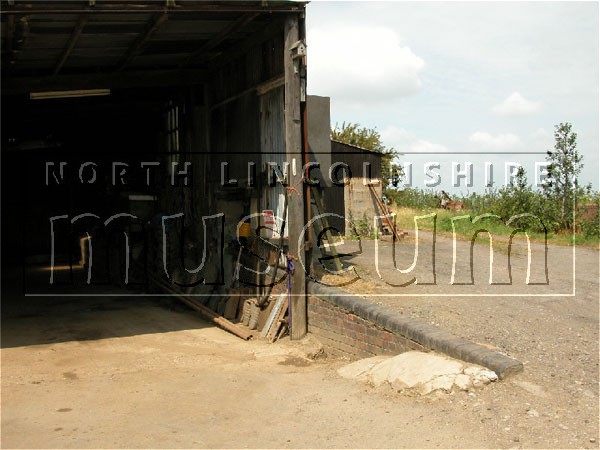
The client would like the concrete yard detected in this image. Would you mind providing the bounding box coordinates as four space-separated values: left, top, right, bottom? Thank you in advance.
2 268 492 449
2 232 599 449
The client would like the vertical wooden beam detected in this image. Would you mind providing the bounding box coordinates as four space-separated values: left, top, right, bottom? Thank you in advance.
3 14 16 69
5 15 15 54
5 14 29 73
284 14 306 340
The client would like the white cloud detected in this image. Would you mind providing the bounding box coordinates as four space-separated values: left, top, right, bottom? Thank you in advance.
308 24 425 104
531 127 551 141
529 128 554 152
307 2 598 190
492 92 541 116
410 139 449 154
381 126 449 154
469 132 523 150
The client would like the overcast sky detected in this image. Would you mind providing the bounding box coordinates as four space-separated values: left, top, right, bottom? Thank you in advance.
306 1 599 194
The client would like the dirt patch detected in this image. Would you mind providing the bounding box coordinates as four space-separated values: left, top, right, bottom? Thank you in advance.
319 270 380 295
277 356 312 367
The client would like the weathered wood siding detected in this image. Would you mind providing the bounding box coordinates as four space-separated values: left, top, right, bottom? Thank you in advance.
324 141 383 236
259 86 287 237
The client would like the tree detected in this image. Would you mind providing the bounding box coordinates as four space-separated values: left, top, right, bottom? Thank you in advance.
494 166 540 230
331 122 398 190
510 166 533 214
543 122 584 230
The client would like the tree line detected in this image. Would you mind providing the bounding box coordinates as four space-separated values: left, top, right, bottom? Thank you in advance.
331 122 599 238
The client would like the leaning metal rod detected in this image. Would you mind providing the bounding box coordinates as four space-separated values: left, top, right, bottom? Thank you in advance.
256 187 289 308
301 98 312 273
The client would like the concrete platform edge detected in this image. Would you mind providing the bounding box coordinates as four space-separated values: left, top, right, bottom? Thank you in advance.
308 282 524 379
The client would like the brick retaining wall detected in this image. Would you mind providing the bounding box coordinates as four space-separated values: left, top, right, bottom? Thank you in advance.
307 295 425 359
307 281 524 379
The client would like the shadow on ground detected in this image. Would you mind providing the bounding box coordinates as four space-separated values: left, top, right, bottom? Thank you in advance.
1 265 210 348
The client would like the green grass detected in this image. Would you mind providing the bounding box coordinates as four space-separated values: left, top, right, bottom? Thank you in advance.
391 207 599 249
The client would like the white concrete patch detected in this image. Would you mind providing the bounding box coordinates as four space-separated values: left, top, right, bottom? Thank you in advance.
337 351 499 395
472 369 499 387
368 357 399 386
454 374 471 391
419 374 455 395
337 356 389 382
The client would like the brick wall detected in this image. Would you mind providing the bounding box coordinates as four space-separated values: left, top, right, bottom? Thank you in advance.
306 282 524 378
307 295 425 359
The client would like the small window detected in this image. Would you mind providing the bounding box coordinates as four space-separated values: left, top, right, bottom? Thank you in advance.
165 101 180 164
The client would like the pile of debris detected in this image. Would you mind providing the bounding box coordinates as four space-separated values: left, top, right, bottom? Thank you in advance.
160 283 291 342
156 234 293 342
338 351 499 395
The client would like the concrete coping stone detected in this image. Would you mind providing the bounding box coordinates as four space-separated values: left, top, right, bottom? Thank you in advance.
308 281 523 379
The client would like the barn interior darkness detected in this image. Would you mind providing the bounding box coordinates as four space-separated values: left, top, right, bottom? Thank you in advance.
3 89 163 264
1 1 309 344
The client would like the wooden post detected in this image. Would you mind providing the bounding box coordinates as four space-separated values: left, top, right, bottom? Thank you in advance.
284 14 307 340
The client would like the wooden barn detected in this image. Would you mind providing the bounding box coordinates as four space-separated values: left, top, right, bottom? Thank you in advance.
1 1 320 339
324 140 385 237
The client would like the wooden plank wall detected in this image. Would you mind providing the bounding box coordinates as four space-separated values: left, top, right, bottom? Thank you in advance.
324 141 384 237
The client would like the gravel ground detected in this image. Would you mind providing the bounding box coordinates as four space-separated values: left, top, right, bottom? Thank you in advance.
327 232 599 447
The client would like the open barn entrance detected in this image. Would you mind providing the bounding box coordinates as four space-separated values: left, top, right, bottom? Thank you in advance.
3 89 167 266
1 1 308 346
2 87 178 347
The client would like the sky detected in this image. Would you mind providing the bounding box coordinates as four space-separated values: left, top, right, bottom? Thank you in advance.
305 1 599 194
